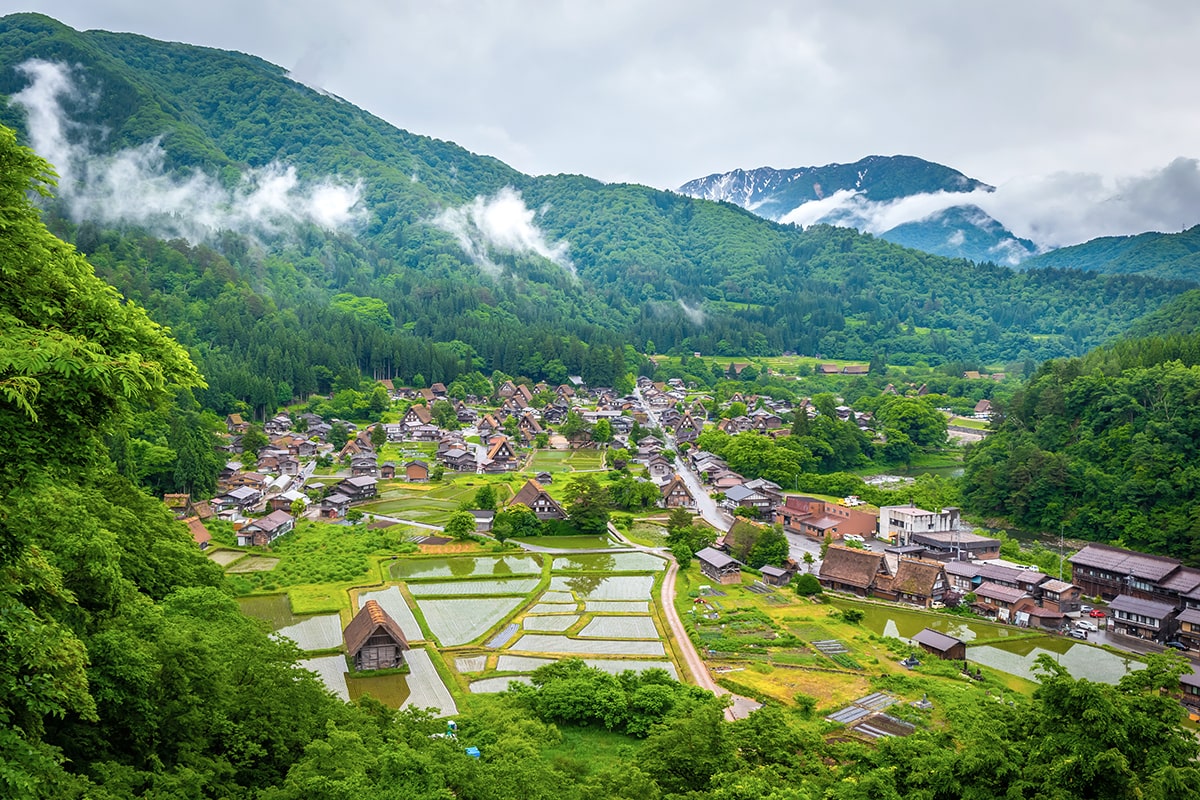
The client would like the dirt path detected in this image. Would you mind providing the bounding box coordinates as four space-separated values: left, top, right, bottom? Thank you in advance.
659 557 759 721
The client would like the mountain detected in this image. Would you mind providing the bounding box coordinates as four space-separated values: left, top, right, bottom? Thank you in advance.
678 157 1038 265
1019 224 1200 282
0 13 1193 416
880 204 1038 265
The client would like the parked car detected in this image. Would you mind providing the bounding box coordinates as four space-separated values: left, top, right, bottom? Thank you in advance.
1074 619 1098 632
1069 628 1089 639
1166 640 1189 651
1088 609 1106 618
1080 605 1093 613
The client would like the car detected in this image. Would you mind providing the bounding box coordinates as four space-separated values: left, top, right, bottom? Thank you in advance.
1069 628 1089 639
1080 605 1093 613
1074 619 1098 632
1166 641 1189 651
1088 609 1106 618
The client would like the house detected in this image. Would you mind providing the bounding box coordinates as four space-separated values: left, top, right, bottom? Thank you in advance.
402 405 433 429
321 493 352 519
510 479 567 520
909 530 1001 562
535 471 553 484
722 484 771 514
659 474 696 509
1068 543 1184 602
344 600 409 671
440 448 477 472
225 413 249 433
470 510 495 533
1108 594 1178 643
876 559 948 608
214 486 262 513
974 582 1029 622
742 478 783 509
877 505 962 545
776 495 877 541
696 547 742 585
237 510 295 547
974 399 993 416
339 476 378 502
185 516 211 550
911 628 966 661
1179 669 1200 713
818 546 892 597
484 436 518 472
430 382 447 397
351 456 379 478
760 565 792 587
646 454 674 482
163 493 192 519
1036 579 1082 614
405 460 430 482
268 489 309 513
380 462 396 479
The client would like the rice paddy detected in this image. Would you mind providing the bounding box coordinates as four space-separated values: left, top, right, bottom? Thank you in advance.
585 601 649 613
225 555 281 573
552 552 665 572
402 648 458 716
274 613 343 651
508 634 666 656
299 655 349 701
207 549 246 566
578 616 659 639
521 615 579 632
408 578 541 596
455 656 487 673
415 597 527 645
469 676 533 693
527 602 579 614
390 555 541 580
549 575 654 600
537 591 577 603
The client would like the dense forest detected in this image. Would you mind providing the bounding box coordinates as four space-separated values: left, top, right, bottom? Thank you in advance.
1022 224 1200 283
961 305 1200 563
0 13 1196 422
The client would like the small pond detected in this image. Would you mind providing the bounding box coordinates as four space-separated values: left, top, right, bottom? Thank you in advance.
513 535 622 550
968 637 1145 685
347 672 412 706
843 600 1015 643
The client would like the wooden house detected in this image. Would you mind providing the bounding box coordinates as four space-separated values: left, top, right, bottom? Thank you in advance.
659 474 696 509
696 547 742 585
321 493 351 519
404 460 429 482
911 628 966 661
875 559 948 608
818 546 892 597
185 516 211 550
1108 594 1178 643
760 565 792 587
236 510 295 547
344 600 409 671
510 479 567 520
339 476 378 501
379 462 396 479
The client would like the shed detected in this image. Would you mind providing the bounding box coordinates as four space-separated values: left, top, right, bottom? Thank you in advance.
760 565 791 587
696 547 742 585
911 628 966 661
344 600 409 671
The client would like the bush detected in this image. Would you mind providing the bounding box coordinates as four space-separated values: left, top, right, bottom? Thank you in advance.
793 573 822 596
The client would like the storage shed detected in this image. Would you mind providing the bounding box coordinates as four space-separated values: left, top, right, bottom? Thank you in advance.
344 600 409 671
911 628 967 661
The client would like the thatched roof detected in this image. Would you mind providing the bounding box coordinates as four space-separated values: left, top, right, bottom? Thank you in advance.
819 546 889 590
344 600 409 655
889 559 946 597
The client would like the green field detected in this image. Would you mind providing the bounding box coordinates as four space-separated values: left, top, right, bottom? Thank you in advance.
526 448 606 474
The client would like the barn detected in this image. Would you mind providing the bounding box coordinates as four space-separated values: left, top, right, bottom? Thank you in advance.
344 600 409 671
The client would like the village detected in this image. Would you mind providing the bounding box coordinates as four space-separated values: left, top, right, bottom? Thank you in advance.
168 365 1200 731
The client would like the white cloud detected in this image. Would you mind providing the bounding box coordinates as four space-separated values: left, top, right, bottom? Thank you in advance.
10 59 365 243
677 299 706 326
431 187 574 276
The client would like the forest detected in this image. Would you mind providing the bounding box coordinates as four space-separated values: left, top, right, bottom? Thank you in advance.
960 298 1200 563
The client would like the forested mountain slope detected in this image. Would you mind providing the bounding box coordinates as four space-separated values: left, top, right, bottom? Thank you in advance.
1021 225 1200 283
0 13 1193 418
962 327 1200 563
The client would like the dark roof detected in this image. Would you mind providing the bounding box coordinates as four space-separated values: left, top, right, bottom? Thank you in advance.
911 530 1000 548
696 547 738 570
819 546 889 590
760 565 788 578
1180 670 1200 690
977 563 1046 585
804 515 844 531
1178 608 1200 626
1158 567 1200 594
975 581 1027 604
344 600 409 655
1108 593 1177 619
912 628 963 652
1069 542 1181 582
510 480 566 516
944 560 983 578
246 509 293 533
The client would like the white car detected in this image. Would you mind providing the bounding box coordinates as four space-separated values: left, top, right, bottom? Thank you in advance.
1074 619 1098 632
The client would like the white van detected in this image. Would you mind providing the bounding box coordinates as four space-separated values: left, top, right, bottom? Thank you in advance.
843 534 865 544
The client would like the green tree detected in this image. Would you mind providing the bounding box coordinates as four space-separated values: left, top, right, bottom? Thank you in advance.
794 573 822 595
329 422 349 450
563 475 611 535
445 510 477 540
474 484 499 510
369 422 387 448
592 418 613 444
240 423 270 456
748 524 789 568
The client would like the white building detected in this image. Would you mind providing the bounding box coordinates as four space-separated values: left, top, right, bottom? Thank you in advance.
877 505 961 545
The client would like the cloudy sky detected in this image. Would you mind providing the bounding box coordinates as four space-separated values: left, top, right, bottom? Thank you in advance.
15 1 1200 245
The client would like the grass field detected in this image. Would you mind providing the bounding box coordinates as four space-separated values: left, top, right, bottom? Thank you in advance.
526 449 606 474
